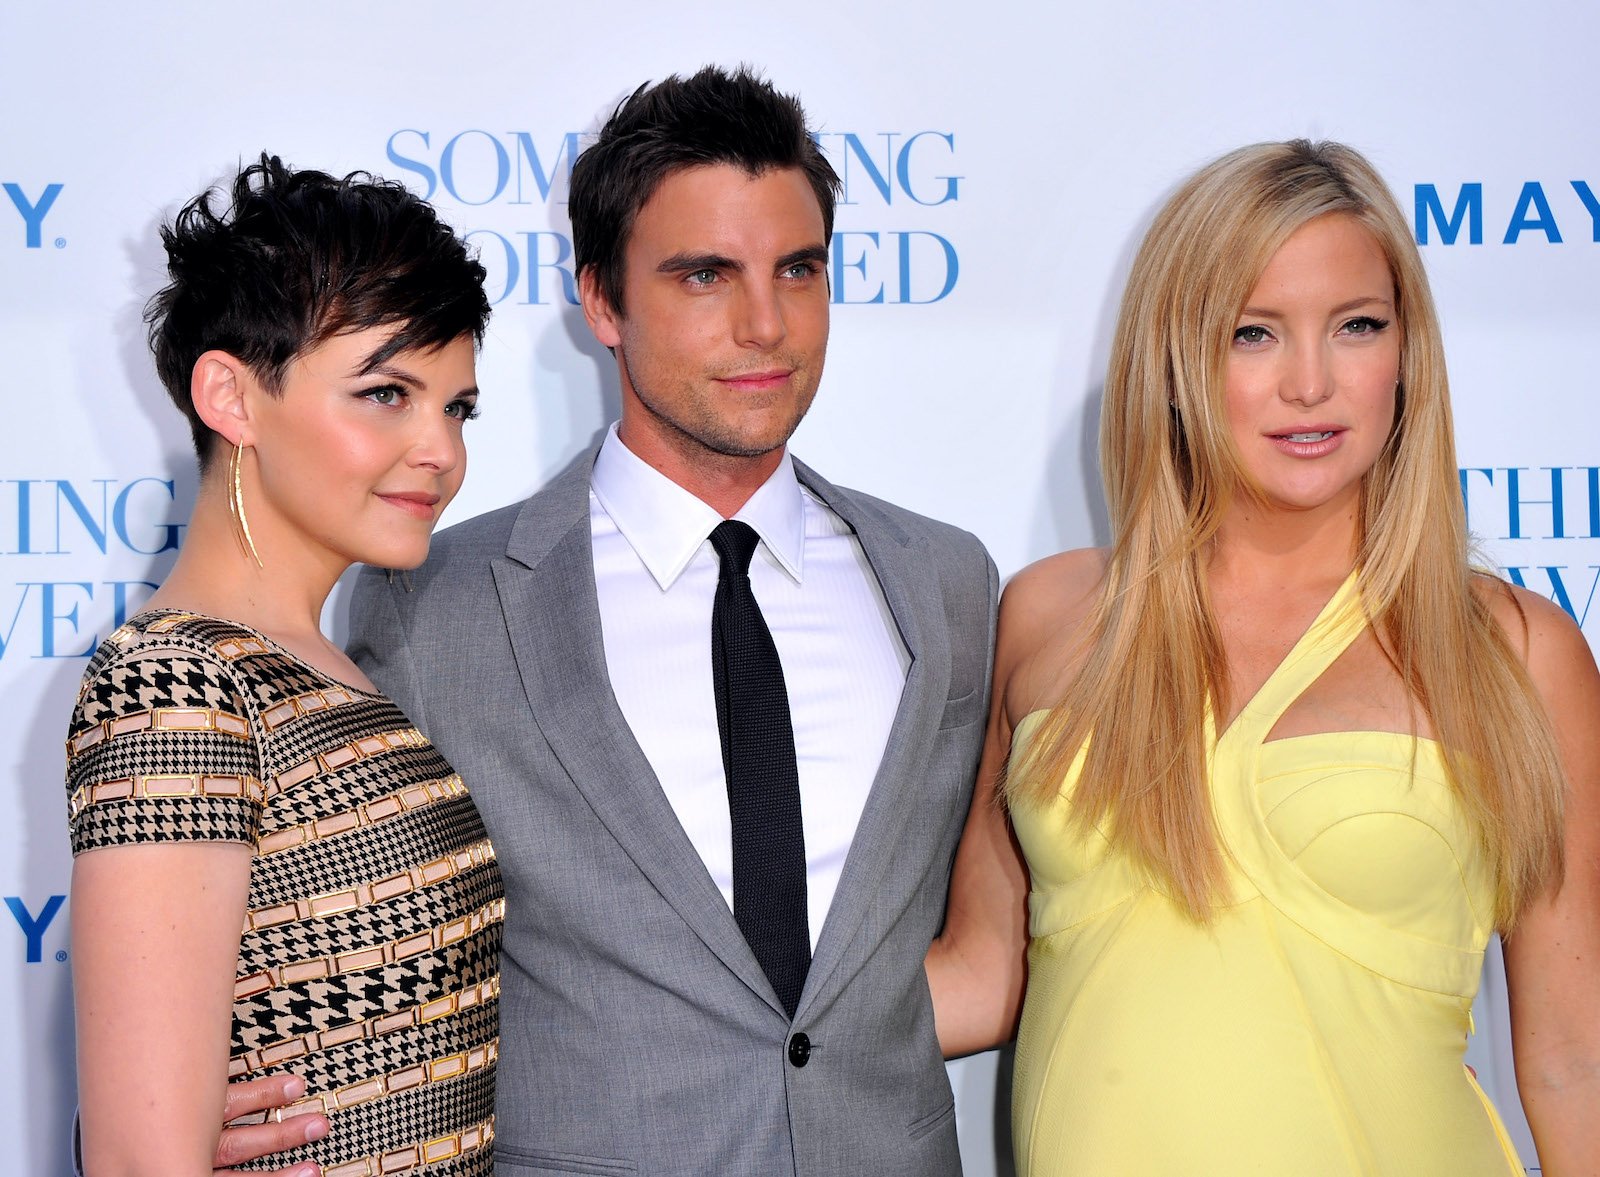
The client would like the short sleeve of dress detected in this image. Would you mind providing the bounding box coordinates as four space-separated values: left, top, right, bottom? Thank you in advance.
66 632 264 853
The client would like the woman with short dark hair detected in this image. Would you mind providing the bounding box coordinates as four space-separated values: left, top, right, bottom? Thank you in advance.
67 155 501 1177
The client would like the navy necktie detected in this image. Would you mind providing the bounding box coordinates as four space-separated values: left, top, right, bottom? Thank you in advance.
709 520 810 1017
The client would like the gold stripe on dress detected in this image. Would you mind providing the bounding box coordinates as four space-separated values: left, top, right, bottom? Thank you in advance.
143 612 207 634
214 636 272 660
319 1114 495 1177
260 685 363 731
244 839 497 931
67 773 265 821
66 706 252 759
228 975 500 1077
233 898 505 999
269 727 428 798
256 775 467 856
137 615 269 661
267 1039 499 1120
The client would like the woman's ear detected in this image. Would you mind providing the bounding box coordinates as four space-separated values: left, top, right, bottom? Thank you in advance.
190 350 254 446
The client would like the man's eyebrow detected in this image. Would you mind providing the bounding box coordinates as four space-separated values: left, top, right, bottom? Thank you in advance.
657 252 741 275
776 245 830 270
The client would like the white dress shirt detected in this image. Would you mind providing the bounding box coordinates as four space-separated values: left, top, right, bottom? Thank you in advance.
590 425 909 950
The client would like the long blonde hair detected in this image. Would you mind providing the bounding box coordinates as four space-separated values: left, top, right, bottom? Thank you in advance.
1009 140 1564 928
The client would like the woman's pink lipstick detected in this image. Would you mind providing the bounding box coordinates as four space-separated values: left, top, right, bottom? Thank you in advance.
1266 426 1345 459
376 491 441 519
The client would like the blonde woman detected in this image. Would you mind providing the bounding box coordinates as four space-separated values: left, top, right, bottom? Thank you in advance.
927 141 1600 1174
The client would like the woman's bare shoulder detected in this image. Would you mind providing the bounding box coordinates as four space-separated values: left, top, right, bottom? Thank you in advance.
997 548 1108 719
1475 573 1599 699
1477 573 1588 658
1003 548 1107 621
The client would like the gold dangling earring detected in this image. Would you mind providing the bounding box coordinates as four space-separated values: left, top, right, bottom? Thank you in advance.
229 441 264 568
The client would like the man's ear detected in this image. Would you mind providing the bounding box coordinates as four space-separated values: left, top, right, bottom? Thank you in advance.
190 351 254 446
578 267 623 350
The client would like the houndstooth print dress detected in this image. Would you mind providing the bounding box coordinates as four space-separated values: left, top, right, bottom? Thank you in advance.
66 610 502 1177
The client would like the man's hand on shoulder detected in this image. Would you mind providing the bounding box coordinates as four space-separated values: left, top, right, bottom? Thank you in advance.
212 1074 328 1177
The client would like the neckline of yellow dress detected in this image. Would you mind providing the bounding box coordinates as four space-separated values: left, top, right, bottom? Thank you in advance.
1207 570 1487 992
1212 567 1400 754
1010 569 1441 751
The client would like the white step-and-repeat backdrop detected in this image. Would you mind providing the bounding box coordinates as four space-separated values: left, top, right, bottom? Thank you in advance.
4 3 1596 1174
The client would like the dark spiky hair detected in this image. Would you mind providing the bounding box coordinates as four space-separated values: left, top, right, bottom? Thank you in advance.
145 153 490 468
568 65 840 316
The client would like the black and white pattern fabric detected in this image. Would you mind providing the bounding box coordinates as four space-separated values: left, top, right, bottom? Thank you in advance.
66 611 503 1176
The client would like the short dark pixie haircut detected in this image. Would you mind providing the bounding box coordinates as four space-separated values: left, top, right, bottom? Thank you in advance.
569 65 841 317
145 153 491 468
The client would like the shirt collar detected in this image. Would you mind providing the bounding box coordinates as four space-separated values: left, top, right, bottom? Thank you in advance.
591 423 805 590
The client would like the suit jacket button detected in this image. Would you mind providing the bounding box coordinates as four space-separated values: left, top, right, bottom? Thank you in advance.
788 1032 811 1068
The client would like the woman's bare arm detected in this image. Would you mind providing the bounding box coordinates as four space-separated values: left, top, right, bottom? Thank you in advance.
1501 589 1600 1176
926 676 1032 1057
73 841 252 1177
926 549 1104 1057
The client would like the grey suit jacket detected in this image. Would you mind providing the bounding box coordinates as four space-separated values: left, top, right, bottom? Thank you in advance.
348 446 998 1177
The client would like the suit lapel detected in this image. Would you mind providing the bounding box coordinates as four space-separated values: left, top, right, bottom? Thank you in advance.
791 462 950 1017
491 449 783 1015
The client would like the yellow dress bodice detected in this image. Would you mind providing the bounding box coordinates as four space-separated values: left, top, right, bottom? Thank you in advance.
1009 575 1525 1176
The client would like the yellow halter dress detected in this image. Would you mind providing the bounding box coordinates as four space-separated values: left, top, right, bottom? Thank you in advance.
1008 575 1525 1175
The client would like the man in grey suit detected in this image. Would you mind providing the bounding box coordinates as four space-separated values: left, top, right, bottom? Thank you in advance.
344 67 994 1176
